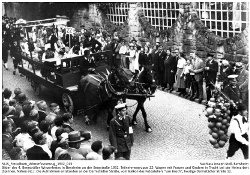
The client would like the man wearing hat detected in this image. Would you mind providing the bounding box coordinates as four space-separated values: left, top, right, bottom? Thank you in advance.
109 103 134 160
204 52 219 101
131 37 139 48
57 131 87 160
227 104 248 159
235 62 248 106
223 75 241 105
218 61 236 89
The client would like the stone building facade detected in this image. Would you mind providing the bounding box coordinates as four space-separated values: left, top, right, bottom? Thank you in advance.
3 2 249 63
86 2 248 63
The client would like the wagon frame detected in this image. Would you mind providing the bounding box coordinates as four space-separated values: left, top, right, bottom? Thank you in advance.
18 50 113 114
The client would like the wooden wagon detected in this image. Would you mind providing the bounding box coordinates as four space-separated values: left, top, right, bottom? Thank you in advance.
18 50 113 114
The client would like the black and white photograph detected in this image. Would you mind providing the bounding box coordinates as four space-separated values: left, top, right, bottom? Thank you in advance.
1 1 249 174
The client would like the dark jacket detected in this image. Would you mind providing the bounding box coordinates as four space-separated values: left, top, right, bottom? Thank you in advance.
109 115 134 152
219 65 236 88
47 34 58 51
154 51 167 73
38 110 47 124
62 123 74 133
26 145 50 160
223 84 241 104
204 59 219 84
79 57 96 76
10 44 22 59
164 55 177 84
83 37 102 53
139 52 150 67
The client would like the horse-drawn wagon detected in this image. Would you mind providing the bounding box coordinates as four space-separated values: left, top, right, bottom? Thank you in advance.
18 50 112 114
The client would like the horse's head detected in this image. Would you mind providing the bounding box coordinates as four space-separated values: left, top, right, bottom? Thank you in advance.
139 66 157 94
108 67 131 89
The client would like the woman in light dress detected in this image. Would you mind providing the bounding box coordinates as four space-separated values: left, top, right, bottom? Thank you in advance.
119 39 128 68
176 52 187 96
128 43 140 73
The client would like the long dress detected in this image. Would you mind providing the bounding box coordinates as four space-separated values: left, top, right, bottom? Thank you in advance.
119 45 128 68
128 49 136 72
176 57 186 88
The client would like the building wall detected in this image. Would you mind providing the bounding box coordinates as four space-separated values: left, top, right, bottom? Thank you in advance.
164 3 249 63
3 2 248 64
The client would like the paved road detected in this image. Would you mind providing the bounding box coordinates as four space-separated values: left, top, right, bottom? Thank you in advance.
2 59 244 160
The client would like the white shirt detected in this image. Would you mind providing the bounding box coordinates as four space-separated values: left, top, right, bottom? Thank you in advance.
229 114 249 145
86 151 103 160
44 132 53 149
183 64 192 74
177 57 186 68
14 133 35 152
51 126 59 140
119 45 128 55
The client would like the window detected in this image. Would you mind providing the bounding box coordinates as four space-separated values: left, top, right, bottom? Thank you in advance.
141 2 179 29
106 3 129 25
196 2 249 38
105 2 249 38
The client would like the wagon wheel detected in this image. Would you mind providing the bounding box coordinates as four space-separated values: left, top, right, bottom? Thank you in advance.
34 84 42 96
62 93 74 114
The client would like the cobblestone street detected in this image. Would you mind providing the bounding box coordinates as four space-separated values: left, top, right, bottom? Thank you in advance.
2 60 244 160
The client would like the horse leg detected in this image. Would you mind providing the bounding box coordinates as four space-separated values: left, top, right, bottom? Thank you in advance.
132 103 141 125
139 99 152 132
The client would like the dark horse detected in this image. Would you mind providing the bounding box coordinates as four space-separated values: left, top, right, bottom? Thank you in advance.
78 66 156 132
119 66 157 132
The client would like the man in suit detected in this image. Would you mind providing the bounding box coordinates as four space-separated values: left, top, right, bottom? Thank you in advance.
83 32 102 53
26 130 52 160
62 112 74 133
189 50 204 103
79 49 96 76
236 62 248 107
110 37 121 68
163 48 177 91
153 45 166 87
204 52 219 101
109 103 134 160
223 75 241 105
57 131 87 160
103 35 112 51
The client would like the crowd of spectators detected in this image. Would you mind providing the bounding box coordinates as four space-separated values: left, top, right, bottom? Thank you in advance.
2 87 117 160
